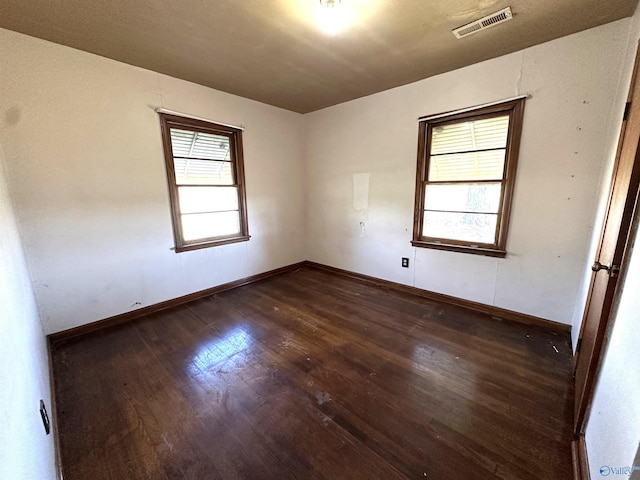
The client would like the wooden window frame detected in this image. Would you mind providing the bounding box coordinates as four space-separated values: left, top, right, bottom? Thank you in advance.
159 113 250 252
412 98 526 257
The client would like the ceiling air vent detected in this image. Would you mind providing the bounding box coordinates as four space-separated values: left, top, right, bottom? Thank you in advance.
452 7 513 39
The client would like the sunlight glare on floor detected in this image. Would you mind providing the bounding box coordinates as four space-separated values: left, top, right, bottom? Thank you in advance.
188 327 252 375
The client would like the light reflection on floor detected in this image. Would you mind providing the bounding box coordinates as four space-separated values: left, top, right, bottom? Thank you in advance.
412 343 476 386
188 327 252 376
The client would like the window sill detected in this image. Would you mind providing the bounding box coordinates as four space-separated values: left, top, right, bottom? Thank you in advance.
411 240 506 258
175 235 251 253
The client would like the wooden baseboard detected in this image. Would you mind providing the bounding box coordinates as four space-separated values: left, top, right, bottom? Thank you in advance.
303 261 571 335
46 339 64 480
572 435 591 480
49 258 570 343
48 261 307 343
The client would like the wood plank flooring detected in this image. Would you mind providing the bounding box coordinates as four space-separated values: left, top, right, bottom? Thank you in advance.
51 266 574 479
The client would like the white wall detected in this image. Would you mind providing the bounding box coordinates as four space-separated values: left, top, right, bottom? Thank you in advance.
0 145 57 479
305 19 631 325
0 29 307 334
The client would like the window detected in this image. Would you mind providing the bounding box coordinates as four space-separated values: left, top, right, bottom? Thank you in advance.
159 113 249 252
412 97 526 257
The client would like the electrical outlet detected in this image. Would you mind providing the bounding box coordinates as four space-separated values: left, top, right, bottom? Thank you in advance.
39 399 50 435
401 257 409 268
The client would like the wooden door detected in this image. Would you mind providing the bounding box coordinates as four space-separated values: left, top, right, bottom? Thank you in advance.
574 43 640 434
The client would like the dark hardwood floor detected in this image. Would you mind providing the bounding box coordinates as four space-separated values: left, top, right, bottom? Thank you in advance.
51 266 574 479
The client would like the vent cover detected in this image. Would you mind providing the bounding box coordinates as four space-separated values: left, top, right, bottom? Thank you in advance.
452 7 513 39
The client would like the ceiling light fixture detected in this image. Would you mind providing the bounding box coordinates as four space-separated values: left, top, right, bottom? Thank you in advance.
316 0 345 35
319 0 341 8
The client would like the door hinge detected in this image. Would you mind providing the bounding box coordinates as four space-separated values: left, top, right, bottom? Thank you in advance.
610 265 621 278
624 102 632 121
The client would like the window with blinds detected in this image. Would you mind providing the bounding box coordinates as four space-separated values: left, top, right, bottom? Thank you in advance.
412 98 526 257
159 114 249 252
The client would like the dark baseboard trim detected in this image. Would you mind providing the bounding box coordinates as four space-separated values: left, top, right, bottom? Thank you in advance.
48 261 307 343
49 258 570 343
46 338 64 480
572 435 591 480
303 261 571 335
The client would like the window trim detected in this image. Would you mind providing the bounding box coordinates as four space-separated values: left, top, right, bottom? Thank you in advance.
159 113 250 252
411 98 526 257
